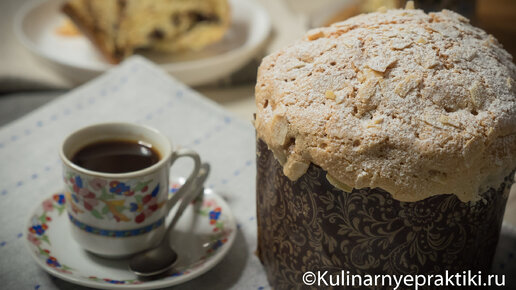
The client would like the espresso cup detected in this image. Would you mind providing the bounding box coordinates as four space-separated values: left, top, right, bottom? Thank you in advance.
59 122 201 257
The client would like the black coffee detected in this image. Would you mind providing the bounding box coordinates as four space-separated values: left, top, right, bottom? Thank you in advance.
71 140 160 173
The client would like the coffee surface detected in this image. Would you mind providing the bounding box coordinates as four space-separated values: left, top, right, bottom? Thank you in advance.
71 140 160 173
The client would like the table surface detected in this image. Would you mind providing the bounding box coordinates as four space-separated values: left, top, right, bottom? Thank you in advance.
0 57 270 290
1 0 516 289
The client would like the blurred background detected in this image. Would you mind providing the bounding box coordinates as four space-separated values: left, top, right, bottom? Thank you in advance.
294 0 516 60
0 0 515 126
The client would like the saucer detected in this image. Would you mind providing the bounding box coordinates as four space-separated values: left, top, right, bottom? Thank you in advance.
24 179 236 289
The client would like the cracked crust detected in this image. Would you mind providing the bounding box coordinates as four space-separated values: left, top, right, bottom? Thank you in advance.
255 7 516 202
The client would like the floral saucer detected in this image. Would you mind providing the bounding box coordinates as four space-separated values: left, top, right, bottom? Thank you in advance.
24 180 236 289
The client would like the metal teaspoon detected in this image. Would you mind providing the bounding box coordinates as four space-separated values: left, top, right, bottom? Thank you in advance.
129 163 210 277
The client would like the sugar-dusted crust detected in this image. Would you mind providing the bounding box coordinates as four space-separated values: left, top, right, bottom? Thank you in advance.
255 7 516 202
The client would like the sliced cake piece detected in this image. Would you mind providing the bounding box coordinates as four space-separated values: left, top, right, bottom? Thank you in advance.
62 0 231 64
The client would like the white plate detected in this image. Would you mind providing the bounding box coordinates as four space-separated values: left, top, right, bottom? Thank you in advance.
24 180 236 289
14 0 271 86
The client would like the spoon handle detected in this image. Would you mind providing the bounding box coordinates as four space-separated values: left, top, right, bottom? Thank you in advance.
168 163 210 236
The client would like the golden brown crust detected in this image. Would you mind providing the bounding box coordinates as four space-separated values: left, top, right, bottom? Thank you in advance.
255 8 516 202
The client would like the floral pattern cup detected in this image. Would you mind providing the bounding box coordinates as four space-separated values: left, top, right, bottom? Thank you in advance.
60 123 201 257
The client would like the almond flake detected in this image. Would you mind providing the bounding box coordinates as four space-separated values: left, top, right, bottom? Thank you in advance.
395 74 421 98
284 158 310 180
325 90 336 100
367 56 397 73
342 38 360 48
417 37 427 44
335 87 354 104
465 50 477 61
270 114 289 146
405 1 415 9
306 30 324 41
507 77 515 93
433 23 461 38
469 81 485 107
483 35 497 47
439 115 460 128
271 148 287 166
286 61 307 72
357 79 378 101
424 55 439 68
326 174 353 192
365 119 382 128
422 113 444 129
391 40 412 50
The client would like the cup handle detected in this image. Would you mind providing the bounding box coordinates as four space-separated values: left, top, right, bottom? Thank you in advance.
166 148 201 212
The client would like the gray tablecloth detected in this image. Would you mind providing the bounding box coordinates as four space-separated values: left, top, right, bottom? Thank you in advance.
0 56 268 289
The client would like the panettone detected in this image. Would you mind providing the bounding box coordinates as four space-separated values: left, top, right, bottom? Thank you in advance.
255 5 516 202
255 4 516 288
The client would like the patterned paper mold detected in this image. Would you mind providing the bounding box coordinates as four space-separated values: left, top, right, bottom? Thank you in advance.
256 139 512 289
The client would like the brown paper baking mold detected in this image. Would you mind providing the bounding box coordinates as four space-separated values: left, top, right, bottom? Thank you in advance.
256 139 512 289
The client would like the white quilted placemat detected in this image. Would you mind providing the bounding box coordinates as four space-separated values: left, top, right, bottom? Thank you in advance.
0 56 268 289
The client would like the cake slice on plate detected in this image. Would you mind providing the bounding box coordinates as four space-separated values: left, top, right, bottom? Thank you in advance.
62 0 231 64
